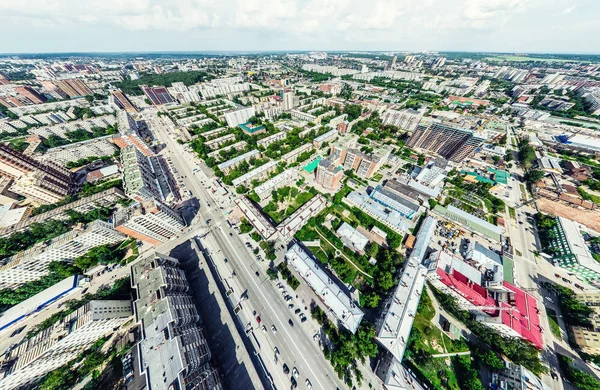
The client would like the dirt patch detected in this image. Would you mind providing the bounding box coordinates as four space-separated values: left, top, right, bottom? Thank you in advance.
538 198 600 231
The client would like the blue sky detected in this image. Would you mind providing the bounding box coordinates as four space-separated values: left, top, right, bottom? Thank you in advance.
0 0 598 54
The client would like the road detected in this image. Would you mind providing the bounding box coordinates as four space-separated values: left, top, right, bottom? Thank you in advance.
144 109 360 390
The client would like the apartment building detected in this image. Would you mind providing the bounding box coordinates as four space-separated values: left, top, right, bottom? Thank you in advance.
290 109 317 123
195 78 249 99
406 122 484 163
282 90 295 111
0 300 132 389
281 142 313 164
257 131 286 148
381 108 422 131
231 160 278 188
0 143 77 204
330 144 390 179
114 199 185 245
315 158 343 190
116 109 138 134
224 106 256 127
110 89 138 113
254 168 299 200
132 253 223 390
313 129 338 149
571 291 600 354
121 145 174 203
205 133 236 150
217 149 260 174
52 78 93 97
0 220 125 289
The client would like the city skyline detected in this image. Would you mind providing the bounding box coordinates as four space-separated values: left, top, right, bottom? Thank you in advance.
0 0 598 54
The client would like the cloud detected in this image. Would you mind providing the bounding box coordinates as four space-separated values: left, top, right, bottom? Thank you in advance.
0 0 597 53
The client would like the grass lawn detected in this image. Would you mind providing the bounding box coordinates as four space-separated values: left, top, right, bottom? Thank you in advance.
406 291 469 390
508 207 517 221
519 184 528 200
546 307 563 339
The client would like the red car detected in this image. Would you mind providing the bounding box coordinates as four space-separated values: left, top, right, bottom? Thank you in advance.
256 316 261 324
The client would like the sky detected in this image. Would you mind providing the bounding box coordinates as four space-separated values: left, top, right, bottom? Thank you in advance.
0 0 598 54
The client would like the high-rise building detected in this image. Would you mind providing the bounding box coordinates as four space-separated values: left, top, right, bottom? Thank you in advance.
224 106 256 127
406 122 484 163
132 253 223 390
0 220 125 289
282 90 295 111
0 143 77 204
140 85 174 105
0 300 132 389
572 291 600 354
330 143 390 179
14 86 46 104
121 146 174 203
381 108 423 131
110 89 138 113
114 199 185 245
315 158 343 190
116 109 138 134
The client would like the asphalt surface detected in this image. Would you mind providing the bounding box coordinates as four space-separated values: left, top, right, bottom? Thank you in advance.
144 109 356 390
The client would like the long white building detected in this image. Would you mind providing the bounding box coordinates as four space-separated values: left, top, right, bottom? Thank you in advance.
0 220 125 289
0 300 132 389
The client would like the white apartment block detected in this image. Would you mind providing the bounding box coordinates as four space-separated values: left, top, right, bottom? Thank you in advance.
301 64 358 77
257 131 286 148
30 115 116 139
281 142 314 164
254 168 299 200
193 78 250 99
206 141 247 161
39 136 116 166
0 220 125 289
381 108 423 131
114 199 185 245
232 160 278 187
205 133 236 149
290 109 316 123
224 106 256 127
8 97 87 117
217 149 260 174
263 105 283 120
116 109 138 134
0 300 131 389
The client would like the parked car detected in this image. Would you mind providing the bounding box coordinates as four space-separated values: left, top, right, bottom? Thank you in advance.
283 363 290 375
288 319 294 327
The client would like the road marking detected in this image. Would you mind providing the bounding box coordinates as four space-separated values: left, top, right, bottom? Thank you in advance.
155 122 334 390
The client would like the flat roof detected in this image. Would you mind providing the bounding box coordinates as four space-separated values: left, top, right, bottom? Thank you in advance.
232 160 278 186
0 275 81 332
217 149 260 170
376 256 428 362
277 194 327 239
235 196 277 239
286 244 364 333
559 216 600 274
345 191 408 234
447 205 504 235
254 168 298 198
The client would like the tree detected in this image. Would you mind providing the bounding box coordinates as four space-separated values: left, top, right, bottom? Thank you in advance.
525 169 545 184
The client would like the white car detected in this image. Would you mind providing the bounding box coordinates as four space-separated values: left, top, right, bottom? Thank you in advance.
305 379 312 389
271 325 277 334
262 325 267 333
292 367 299 380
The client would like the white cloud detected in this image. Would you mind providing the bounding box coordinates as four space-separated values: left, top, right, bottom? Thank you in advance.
0 0 596 53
